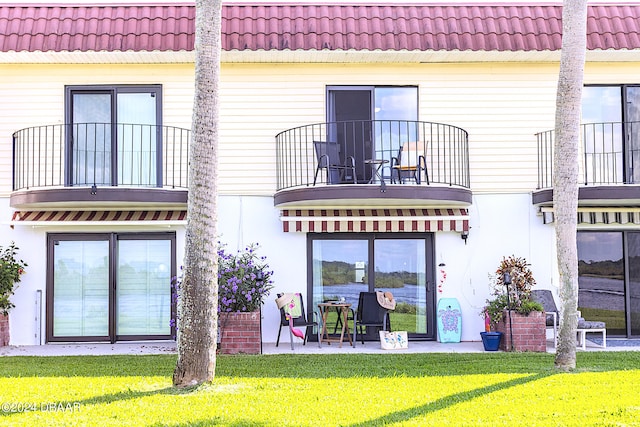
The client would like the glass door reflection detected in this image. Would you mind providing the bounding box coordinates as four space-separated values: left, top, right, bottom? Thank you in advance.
374 239 427 335
312 239 368 336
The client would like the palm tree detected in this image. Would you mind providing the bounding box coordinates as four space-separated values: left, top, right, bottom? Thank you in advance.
553 0 588 371
173 0 222 387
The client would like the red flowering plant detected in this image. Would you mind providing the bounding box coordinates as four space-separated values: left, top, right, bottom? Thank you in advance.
481 255 542 330
0 242 27 315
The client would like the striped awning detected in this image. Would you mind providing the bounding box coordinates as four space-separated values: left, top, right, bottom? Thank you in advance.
280 208 469 233
540 207 640 225
11 210 187 225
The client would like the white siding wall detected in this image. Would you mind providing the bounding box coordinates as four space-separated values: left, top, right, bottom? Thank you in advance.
4 61 640 197
3 59 639 345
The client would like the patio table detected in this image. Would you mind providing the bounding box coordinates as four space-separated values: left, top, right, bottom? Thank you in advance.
318 302 353 347
364 158 389 192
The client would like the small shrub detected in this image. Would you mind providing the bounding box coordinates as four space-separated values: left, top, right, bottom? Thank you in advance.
0 242 27 315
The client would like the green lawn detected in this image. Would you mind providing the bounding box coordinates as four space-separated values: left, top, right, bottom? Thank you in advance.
0 352 639 426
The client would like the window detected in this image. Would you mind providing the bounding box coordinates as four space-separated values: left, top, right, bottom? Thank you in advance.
582 85 640 184
46 232 176 343
309 233 435 340
65 85 162 187
577 231 640 337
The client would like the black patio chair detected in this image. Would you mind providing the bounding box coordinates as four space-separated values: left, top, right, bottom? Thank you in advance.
313 140 357 185
276 293 321 350
531 289 559 348
352 291 391 346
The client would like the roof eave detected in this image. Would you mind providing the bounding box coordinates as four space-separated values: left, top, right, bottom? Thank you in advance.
1 49 639 64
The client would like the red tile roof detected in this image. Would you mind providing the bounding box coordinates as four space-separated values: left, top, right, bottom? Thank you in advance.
1 3 639 54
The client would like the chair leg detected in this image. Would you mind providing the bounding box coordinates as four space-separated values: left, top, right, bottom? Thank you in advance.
288 325 294 351
313 167 321 186
276 325 282 347
352 324 357 348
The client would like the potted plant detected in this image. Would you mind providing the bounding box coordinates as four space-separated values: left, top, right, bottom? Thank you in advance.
0 242 27 346
480 255 544 351
217 243 274 354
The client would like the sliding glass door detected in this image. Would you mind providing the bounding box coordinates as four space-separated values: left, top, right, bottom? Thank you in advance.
51 239 110 338
66 85 161 187
47 232 175 342
374 239 427 335
310 233 434 340
577 230 640 337
326 86 418 182
116 238 172 336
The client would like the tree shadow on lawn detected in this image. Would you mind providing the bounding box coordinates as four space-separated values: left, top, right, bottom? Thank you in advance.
0 372 553 426
345 372 554 426
0 372 557 427
0 385 196 419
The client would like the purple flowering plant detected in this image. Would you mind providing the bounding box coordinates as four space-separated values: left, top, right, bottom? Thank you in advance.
218 243 274 313
169 243 274 338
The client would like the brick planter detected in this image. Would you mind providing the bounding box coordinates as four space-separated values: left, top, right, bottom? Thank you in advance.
218 311 262 355
0 314 9 346
496 310 546 352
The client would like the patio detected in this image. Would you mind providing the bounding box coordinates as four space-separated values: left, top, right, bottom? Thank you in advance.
2 338 635 357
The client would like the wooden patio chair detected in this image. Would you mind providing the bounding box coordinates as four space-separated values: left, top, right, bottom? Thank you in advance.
390 141 429 184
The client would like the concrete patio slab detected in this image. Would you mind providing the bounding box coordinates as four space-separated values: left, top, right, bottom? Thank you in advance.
2 337 633 357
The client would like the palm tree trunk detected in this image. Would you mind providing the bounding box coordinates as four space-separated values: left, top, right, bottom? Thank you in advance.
553 0 588 371
173 0 221 387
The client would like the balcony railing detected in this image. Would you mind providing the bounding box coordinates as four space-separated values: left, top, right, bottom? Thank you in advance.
12 123 190 191
536 121 640 189
275 120 470 191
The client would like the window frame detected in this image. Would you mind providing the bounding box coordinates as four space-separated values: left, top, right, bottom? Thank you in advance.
46 231 176 343
64 84 163 187
306 232 436 340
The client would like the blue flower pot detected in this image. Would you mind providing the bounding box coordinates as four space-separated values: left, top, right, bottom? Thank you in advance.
480 331 502 351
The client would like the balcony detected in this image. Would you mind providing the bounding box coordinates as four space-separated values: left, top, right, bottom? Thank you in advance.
274 120 471 209
533 121 640 207
11 123 189 209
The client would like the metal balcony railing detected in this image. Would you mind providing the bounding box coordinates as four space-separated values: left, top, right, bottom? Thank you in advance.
12 123 190 191
275 120 470 191
536 121 640 189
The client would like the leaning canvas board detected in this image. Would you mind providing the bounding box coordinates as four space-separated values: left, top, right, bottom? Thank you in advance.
437 297 462 343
